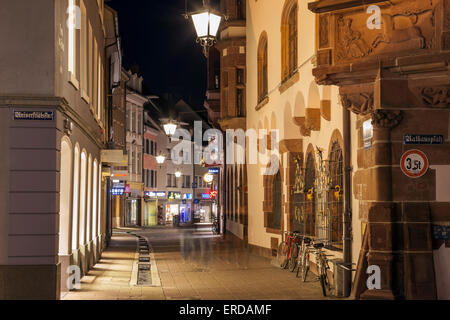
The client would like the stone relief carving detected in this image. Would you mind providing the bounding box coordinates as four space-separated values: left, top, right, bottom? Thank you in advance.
319 14 329 48
336 16 372 60
421 87 450 108
371 110 403 129
340 92 374 115
371 5 434 50
333 2 435 63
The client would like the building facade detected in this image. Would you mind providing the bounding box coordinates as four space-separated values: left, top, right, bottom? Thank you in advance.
215 0 248 240
0 0 108 299
245 0 450 299
143 118 160 226
125 71 146 226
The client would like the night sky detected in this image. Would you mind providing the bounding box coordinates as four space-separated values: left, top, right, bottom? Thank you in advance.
107 0 218 108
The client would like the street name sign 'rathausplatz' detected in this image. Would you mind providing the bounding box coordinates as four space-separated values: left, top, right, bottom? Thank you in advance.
14 111 54 121
400 149 429 179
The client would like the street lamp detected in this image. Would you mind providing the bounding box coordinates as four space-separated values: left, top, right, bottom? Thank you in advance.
186 0 224 56
175 170 182 178
156 154 166 165
163 122 177 138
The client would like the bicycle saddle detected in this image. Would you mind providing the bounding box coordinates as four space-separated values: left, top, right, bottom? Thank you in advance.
313 242 324 249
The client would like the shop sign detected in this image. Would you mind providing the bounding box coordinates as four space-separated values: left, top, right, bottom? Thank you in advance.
111 187 125 196
201 193 211 199
182 200 187 204
404 134 444 145
363 119 373 149
125 184 131 193
194 199 200 204
400 149 429 178
113 182 125 189
208 168 220 174
168 192 181 200
209 190 218 198
145 191 166 198
14 111 54 121
183 193 192 200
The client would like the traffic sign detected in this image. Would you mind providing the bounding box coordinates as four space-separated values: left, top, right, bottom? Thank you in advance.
400 149 429 178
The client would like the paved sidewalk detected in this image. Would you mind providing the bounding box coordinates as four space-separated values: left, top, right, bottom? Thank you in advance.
62 229 165 300
63 227 333 300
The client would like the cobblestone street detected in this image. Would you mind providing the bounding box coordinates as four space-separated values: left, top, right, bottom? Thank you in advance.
63 228 333 300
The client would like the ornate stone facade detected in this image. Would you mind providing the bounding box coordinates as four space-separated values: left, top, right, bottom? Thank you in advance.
309 0 450 300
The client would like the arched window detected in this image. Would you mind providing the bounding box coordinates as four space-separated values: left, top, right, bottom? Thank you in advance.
79 151 87 246
281 0 298 81
257 32 268 103
271 171 282 230
92 160 98 241
59 139 72 255
72 145 80 251
86 155 92 243
328 141 344 249
304 152 316 236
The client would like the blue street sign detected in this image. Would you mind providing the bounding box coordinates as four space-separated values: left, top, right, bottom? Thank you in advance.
404 134 444 145
208 168 220 174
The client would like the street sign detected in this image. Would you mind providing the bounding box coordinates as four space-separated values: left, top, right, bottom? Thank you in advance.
404 134 444 145
400 149 429 178
208 168 220 174
363 120 373 149
14 111 54 121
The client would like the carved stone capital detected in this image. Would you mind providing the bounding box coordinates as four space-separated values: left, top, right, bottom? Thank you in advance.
340 92 374 115
371 110 403 129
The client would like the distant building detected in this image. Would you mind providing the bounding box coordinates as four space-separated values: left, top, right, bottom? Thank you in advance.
125 71 146 226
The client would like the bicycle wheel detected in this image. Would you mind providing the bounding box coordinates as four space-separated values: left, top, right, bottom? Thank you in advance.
276 242 288 268
320 274 328 297
288 243 298 272
302 263 309 282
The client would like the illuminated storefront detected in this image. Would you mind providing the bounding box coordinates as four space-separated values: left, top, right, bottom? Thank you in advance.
144 191 166 226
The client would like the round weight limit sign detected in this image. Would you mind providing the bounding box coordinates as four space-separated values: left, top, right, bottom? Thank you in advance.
400 149 429 178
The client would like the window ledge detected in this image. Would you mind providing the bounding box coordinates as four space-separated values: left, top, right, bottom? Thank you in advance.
279 72 300 94
81 90 90 104
265 227 282 235
68 73 79 90
255 96 270 111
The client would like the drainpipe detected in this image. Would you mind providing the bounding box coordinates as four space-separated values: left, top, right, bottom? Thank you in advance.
343 107 352 297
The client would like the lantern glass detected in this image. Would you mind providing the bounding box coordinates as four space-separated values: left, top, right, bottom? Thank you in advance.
208 13 222 37
191 12 209 38
156 155 166 165
191 11 222 38
163 123 177 137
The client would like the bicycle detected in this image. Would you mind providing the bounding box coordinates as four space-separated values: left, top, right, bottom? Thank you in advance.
301 241 333 297
295 236 312 280
276 231 302 270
